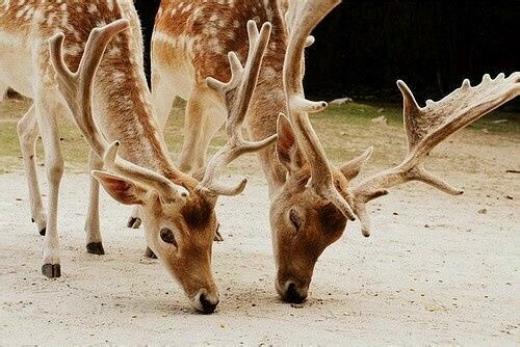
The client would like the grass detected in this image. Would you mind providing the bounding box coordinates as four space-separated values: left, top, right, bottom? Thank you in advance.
0 97 518 174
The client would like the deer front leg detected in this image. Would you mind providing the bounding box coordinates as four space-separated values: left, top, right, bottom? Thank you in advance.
17 105 47 236
84 150 105 255
35 97 64 278
178 85 226 178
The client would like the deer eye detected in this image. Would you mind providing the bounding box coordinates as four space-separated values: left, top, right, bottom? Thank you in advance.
289 208 303 230
160 228 177 246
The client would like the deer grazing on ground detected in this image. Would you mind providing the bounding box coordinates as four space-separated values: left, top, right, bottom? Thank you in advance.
0 0 274 313
154 0 520 304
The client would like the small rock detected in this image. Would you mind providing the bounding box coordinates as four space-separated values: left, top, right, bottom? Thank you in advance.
371 115 388 126
330 97 353 105
492 119 508 124
377 108 385 113
482 128 489 134
393 212 399 216
505 195 514 200
478 208 487 214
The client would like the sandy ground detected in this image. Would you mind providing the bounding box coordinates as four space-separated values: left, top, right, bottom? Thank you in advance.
0 98 520 345
0 160 519 345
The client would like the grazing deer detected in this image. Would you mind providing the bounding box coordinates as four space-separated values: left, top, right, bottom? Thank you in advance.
276 0 520 302
154 0 520 304
0 0 274 313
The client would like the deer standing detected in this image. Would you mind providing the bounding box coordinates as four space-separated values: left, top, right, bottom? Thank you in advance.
153 0 520 304
0 0 274 313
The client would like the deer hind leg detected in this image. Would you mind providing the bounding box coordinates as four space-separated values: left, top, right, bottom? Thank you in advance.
178 85 226 178
84 150 105 255
17 105 47 236
35 95 64 278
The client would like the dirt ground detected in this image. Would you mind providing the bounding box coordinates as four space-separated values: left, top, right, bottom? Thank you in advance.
0 98 519 345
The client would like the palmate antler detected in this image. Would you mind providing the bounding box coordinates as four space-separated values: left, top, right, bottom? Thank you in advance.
199 21 278 196
49 20 187 204
350 72 520 236
282 0 356 220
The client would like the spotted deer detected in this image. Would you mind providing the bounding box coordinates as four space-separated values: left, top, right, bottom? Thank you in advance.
0 0 274 313
153 0 520 304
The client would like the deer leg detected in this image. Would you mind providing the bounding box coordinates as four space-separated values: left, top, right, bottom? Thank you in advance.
17 105 47 236
84 150 105 255
151 67 177 134
35 98 64 278
178 85 226 177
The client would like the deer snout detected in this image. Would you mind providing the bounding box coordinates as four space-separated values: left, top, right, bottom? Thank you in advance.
279 281 308 304
192 289 219 314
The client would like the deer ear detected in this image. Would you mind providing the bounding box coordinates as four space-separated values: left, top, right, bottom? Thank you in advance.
339 147 373 181
92 170 147 205
277 113 306 174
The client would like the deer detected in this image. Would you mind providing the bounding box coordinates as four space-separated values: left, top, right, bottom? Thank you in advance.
0 0 275 313
152 0 520 304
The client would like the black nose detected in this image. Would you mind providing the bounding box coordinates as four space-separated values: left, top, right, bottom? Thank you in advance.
284 283 306 304
199 294 218 314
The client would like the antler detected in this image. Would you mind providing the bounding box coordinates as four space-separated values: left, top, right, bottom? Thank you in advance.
351 72 520 236
282 0 356 220
199 21 278 196
49 20 186 203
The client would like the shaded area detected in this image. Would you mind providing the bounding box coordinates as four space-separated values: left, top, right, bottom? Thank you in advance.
306 1 519 106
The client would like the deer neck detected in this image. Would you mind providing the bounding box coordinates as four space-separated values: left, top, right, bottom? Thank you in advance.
93 56 187 185
246 46 288 196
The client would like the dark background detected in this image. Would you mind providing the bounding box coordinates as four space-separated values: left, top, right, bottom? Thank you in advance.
134 0 519 107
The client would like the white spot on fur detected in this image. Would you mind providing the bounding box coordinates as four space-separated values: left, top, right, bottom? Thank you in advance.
87 3 97 14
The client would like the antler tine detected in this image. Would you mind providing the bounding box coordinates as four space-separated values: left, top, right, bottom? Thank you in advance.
351 72 520 236
49 20 187 204
200 21 278 196
282 0 355 220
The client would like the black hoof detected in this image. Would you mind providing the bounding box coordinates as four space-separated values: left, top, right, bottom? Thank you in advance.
86 242 105 255
214 229 224 242
42 263 61 278
31 217 35 223
145 247 157 259
127 217 142 229
39 227 46 236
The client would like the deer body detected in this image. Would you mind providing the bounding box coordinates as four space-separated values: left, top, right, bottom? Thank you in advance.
152 0 288 188
1 0 276 313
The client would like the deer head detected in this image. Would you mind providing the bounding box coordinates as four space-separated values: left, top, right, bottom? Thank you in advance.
270 0 520 303
49 18 275 313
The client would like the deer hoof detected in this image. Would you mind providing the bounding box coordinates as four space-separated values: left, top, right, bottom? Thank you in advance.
214 230 224 242
127 217 142 229
86 242 105 255
41 263 61 278
39 227 46 236
144 247 157 259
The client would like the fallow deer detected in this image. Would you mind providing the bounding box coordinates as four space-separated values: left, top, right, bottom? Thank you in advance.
153 0 520 304
272 0 520 303
0 0 274 313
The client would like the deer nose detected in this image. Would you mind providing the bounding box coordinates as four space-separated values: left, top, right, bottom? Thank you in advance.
283 282 307 304
199 293 219 314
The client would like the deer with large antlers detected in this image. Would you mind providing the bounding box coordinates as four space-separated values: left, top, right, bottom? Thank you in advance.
0 0 274 313
154 0 520 304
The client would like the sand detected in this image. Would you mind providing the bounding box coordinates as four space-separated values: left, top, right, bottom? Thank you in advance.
0 149 519 346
